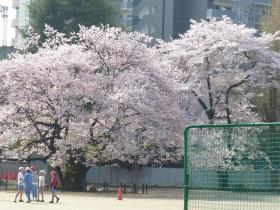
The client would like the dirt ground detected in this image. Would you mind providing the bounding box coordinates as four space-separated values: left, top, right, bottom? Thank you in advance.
0 190 183 210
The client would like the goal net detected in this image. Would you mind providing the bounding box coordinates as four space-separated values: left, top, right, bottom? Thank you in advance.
184 122 280 210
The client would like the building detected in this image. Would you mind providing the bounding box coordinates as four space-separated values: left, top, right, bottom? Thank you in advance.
10 0 272 44
111 0 207 41
11 0 204 42
115 0 278 40
106 0 133 31
207 0 272 29
131 0 208 40
0 46 15 60
114 0 271 40
12 0 30 45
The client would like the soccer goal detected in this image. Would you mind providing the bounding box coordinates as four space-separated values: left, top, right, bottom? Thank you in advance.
184 122 280 210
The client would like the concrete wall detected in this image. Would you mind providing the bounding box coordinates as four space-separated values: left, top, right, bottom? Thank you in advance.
0 160 51 184
86 166 184 187
2 162 279 190
86 166 280 190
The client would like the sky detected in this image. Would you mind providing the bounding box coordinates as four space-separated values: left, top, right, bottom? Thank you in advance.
0 0 16 46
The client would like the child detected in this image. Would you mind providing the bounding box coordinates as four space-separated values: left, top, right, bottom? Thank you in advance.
31 166 39 201
14 167 25 202
37 170 45 202
24 167 33 203
49 171 60 203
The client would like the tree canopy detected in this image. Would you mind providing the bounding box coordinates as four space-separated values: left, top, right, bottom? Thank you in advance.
160 17 280 125
1 25 185 167
28 0 118 40
159 17 280 170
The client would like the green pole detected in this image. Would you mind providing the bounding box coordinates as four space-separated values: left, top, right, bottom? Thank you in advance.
184 128 189 210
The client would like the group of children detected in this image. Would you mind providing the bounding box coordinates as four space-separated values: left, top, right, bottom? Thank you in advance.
14 166 60 203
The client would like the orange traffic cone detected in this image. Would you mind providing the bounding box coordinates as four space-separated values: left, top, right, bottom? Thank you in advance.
117 187 123 201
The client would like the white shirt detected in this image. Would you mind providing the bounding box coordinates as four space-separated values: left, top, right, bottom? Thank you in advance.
38 175 45 187
18 172 24 185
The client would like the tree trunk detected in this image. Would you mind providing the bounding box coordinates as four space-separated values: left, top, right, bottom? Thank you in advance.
131 163 139 193
63 155 90 191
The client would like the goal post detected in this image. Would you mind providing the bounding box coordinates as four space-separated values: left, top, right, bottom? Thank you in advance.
184 122 280 210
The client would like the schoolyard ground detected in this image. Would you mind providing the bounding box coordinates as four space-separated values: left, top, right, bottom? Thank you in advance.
0 190 183 210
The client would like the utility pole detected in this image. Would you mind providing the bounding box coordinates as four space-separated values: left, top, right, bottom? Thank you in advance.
0 5 8 46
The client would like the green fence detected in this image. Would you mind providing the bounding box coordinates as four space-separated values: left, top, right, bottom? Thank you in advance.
184 122 280 210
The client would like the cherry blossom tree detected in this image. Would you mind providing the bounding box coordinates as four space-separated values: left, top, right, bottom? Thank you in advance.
158 17 280 188
160 17 280 125
0 25 185 189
